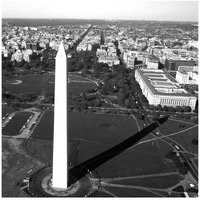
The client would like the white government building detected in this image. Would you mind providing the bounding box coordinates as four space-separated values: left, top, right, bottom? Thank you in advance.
135 69 197 110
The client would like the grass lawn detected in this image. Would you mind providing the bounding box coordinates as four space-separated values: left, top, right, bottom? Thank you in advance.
158 118 198 154
3 112 32 136
26 139 53 161
31 111 139 144
68 75 95 82
68 82 96 94
28 111 139 163
26 138 80 164
96 141 175 178
30 111 54 140
3 74 97 95
169 126 198 154
158 118 194 136
3 74 54 95
26 111 179 197
2 107 15 118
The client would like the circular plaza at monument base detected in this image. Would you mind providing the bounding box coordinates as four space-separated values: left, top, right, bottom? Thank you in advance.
28 166 100 197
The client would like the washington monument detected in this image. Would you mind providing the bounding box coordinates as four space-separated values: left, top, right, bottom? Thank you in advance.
52 42 68 189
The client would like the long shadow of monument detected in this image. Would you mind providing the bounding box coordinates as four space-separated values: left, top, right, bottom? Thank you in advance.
68 116 169 186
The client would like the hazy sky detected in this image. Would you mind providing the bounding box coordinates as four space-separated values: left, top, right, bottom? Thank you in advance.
1 0 199 22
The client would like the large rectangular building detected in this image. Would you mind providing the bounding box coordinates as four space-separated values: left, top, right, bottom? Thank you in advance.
165 59 195 72
135 69 197 110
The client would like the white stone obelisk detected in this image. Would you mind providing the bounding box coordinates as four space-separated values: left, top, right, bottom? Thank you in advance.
52 42 68 189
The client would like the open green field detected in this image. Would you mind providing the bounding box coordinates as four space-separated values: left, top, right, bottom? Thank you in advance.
31 111 54 140
68 82 96 94
26 112 181 197
68 75 95 82
158 118 198 154
31 111 139 144
95 140 175 178
3 112 32 136
3 74 97 95
158 118 194 135
169 126 198 154
3 74 54 95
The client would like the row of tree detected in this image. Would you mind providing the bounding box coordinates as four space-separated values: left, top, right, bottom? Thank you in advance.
148 104 192 113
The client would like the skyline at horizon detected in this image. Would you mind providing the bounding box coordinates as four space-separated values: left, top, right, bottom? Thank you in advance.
1 0 198 22
2 17 198 23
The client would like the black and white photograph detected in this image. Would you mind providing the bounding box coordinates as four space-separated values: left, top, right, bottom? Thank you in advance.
1 0 198 197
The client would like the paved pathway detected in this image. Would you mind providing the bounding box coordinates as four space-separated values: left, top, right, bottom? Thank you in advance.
98 172 180 182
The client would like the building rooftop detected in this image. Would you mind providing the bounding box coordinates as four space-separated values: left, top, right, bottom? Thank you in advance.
136 69 196 97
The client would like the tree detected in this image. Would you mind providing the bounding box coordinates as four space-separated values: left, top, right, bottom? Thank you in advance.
186 188 198 193
191 139 198 145
87 100 94 107
193 106 198 114
178 123 186 128
113 40 119 48
80 100 88 110
163 106 168 112
94 99 101 107
140 94 148 104
117 91 126 106
11 103 21 110
23 62 31 70
175 106 183 113
92 44 100 52
152 113 160 121
3 61 15 71
149 105 156 110
100 30 105 45
135 112 144 120
193 118 198 124
178 162 188 175
156 104 162 111
183 106 191 113
30 52 38 60
168 106 175 113
102 73 111 83
158 62 164 70
173 186 184 192
128 99 137 109
125 99 130 108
